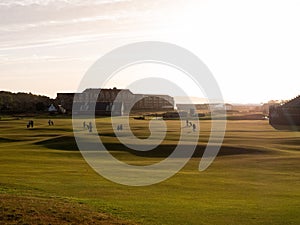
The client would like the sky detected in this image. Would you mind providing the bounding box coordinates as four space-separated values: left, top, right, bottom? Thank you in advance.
0 0 299 103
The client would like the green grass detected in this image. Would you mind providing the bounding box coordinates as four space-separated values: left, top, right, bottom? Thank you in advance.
0 117 300 224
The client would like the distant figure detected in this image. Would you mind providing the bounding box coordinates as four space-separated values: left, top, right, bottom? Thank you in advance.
83 121 86 128
88 122 92 132
117 124 123 131
186 120 189 127
192 123 196 132
27 120 34 128
48 120 54 126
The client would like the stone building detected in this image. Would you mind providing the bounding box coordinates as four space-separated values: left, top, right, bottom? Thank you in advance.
56 88 174 116
133 94 174 111
269 95 300 129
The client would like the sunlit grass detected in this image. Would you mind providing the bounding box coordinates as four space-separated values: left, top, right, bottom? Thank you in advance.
0 117 299 224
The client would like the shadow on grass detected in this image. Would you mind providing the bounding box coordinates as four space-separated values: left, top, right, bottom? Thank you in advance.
35 136 79 151
0 137 21 143
35 136 266 157
28 128 74 132
270 124 300 131
275 139 300 147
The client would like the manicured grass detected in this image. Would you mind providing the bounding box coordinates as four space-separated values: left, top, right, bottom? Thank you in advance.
0 117 299 224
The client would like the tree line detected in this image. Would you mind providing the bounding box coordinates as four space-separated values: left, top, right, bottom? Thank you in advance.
0 91 53 114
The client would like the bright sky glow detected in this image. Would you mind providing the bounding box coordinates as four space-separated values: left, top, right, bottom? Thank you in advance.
0 0 299 103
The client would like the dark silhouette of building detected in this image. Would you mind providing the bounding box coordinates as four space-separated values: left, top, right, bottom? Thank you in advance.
269 95 300 130
56 88 174 116
56 93 75 113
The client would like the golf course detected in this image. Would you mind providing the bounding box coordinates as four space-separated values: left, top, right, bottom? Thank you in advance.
0 117 299 224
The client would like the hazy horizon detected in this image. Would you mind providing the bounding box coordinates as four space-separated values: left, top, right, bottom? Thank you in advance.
0 87 294 105
0 0 299 103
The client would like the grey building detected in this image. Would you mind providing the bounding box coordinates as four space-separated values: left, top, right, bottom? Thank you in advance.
56 87 174 116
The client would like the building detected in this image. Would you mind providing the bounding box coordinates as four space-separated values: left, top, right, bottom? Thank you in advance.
56 88 174 116
269 95 300 129
56 93 75 113
72 88 134 115
176 103 231 114
133 94 174 111
48 104 57 113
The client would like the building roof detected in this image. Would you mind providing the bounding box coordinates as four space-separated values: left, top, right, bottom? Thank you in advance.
282 95 300 108
57 93 75 96
82 88 133 94
144 94 173 98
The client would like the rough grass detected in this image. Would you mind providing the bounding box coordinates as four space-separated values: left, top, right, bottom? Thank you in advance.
0 117 299 224
0 194 134 225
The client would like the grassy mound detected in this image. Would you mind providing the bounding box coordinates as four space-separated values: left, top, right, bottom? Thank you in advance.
0 194 135 225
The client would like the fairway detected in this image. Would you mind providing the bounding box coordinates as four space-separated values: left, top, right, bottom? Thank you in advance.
0 117 300 224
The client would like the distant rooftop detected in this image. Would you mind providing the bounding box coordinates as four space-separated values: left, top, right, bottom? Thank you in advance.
282 95 300 108
83 87 131 92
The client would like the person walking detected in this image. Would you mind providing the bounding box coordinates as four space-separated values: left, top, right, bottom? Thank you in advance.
88 122 92 132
